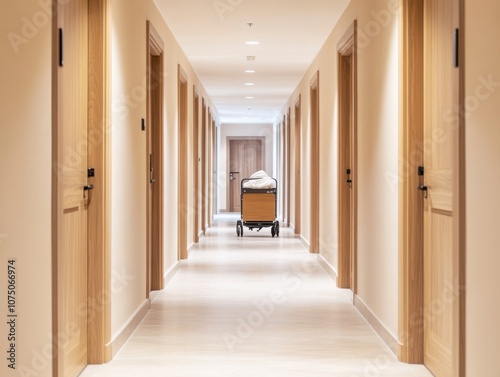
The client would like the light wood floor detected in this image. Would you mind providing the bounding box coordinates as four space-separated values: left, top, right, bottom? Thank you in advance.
81 214 433 377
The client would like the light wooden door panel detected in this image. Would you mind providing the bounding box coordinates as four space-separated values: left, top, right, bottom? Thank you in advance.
228 139 264 212
423 0 457 375
147 22 164 292
57 0 89 375
61 208 88 377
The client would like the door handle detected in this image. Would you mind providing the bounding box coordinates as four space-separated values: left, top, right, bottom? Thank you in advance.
229 172 239 181
418 185 428 198
346 169 352 188
84 184 94 191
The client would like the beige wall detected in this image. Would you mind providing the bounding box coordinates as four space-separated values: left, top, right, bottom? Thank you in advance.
0 0 219 371
0 1 53 376
283 0 400 337
109 0 217 337
465 0 500 373
217 123 275 212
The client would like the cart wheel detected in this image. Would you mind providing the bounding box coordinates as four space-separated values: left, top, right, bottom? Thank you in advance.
271 226 275 237
275 221 280 237
236 220 242 237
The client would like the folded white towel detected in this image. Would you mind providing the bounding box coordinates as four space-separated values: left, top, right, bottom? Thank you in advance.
242 170 276 189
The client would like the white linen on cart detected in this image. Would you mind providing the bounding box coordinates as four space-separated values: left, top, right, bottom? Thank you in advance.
242 170 276 189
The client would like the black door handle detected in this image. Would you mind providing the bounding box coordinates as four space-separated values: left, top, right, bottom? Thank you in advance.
84 184 94 191
418 185 428 198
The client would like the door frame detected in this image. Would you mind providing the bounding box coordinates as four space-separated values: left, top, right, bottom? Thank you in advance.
146 21 164 293
52 0 111 372
226 136 265 212
207 109 213 225
398 1 465 374
192 87 200 242
201 99 207 232
294 95 302 235
178 65 188 260
337 21 358 292
309 71 320 253
285 108 291 227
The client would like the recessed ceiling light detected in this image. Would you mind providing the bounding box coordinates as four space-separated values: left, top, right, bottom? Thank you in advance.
245 83 254 86
245 70 255 73
246 41 260 45
245 96 254 99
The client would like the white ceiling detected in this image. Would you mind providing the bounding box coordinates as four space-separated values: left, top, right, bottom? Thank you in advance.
153 0 350 124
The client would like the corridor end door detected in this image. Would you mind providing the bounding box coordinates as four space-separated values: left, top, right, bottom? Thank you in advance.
228 139 264 213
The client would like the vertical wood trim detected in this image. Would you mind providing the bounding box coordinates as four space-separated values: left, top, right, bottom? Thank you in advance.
178 66 188 260
286 108 291 227
455 0 466 375
87 0 111 363
294 96 301 234
207 108 213 226
351 23 358 295
201 99 207 231
310 71 320 254
226 137 231 212
399 0 424 364
193 88 200 243
282 114 286 223
212 118 217 221
51 4 62 375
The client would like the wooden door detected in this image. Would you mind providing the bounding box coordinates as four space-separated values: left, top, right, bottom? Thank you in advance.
56 0 89 375
228 139 264 212
147 22 164 292
337 22 358 292
423 0 459 375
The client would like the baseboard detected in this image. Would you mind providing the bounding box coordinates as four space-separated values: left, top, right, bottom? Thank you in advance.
110 299 151 358
299 235 310 250
316 254 337 285
187 242 195 257
198 230 204 239
163 261 181 287
353 295 399 356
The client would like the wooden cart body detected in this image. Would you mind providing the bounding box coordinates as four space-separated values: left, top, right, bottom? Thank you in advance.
236 178 279 237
